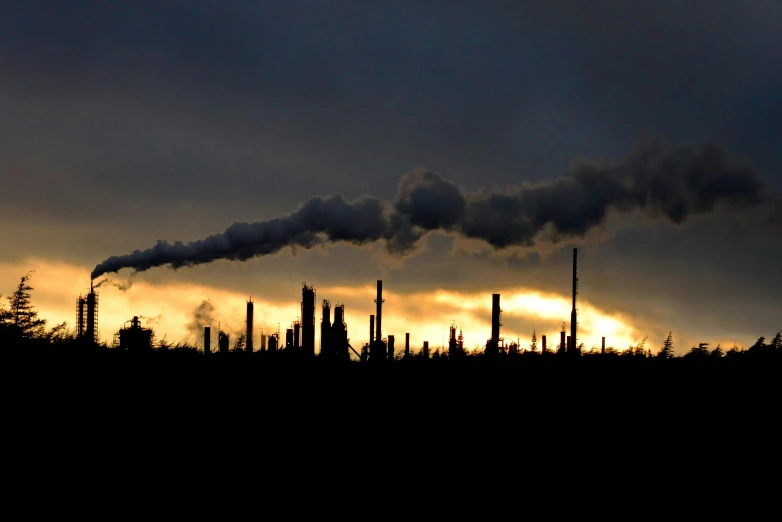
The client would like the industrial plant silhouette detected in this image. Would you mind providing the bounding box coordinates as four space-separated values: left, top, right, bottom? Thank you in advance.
3 248 780 365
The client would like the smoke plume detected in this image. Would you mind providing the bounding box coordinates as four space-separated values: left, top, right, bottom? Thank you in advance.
92 137 765 279
185 300 216 343
93 275 135 292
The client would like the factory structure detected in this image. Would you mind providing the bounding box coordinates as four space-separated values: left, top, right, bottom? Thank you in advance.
80 248 589 359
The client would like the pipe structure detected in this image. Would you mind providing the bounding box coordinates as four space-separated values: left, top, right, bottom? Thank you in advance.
301 284 316 356
375 280 383 342
246 299 254 352
405 333 410 357
570 248 578 354
370 315 375 347
542 335 547 353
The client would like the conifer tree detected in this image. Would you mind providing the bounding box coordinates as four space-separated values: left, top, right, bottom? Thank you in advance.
658 331 674 358
530 329 537 353
7 273 46 339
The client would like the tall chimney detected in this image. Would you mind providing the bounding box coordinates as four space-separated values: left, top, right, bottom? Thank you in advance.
602 337 606 355
375 280 383 342
370 314 375 346
567 336 571 352
570 248 578 353
246 299 254 352
487 293 501 356
423 341 429 359
388 335 395 360
405 333 410 357
204 326 211 354
293 322 301 350
86 283 98 344
301 284 316 356
560 330 566 354
542 335 547 353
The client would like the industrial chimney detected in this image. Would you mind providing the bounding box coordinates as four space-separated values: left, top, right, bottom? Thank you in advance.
301 284 316 356
570 248 578 354
246 299 254 352
405 333 410 358
423 341 429 359
375 280 383 342
486 293 501 356
321 299 332 358
542 335 547 354
388 334 395 361
85 282 98 343
369 314 375 346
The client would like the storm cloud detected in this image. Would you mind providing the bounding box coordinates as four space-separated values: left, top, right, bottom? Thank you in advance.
92 137 765 279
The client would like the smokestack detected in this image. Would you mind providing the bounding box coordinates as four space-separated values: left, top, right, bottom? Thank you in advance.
602 337 606 355
293 322 301 350
321 299 331 358
405 333 410 357
286 328 294 349
246 299 254 352
302 284 315 356
570 248 578 354
423 341 429 359
542 335 547 353
388 335 395 360
204 326 211 354
86 286 98 344
487 293 501 356
370 315 375 346
375 280 383 342
567 336 571 352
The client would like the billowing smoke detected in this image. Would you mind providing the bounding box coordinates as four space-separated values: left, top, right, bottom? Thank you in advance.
185 300 216 343
91 137 765 279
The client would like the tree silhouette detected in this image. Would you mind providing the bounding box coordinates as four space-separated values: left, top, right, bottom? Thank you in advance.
5 273 46 339
233 333 246 352
711 344 724 358
658 331 674 358
771 332 781 351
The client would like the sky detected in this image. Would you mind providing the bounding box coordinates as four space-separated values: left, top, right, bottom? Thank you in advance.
2 1 781 354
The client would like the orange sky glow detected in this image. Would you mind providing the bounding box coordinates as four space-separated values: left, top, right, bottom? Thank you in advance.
0 257 715 355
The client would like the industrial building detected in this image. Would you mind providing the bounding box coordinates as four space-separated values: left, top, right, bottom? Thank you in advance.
81 248 589 362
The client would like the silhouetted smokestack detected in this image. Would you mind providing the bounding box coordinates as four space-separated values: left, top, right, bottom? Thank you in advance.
567 335 571 352
487 293 501 356
293 322 300 350
570 248 578 354
375 280 383 342
388 335 395 360
560 330 566 354
302 284 315 356
542 335 547 353
286 328 294 349
86 284 98 344
204 326 211 354
602 336 606 355
321 299 331 358
370 315 375 346
405 333 410 357
246 299 254 352
423 341 429 359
